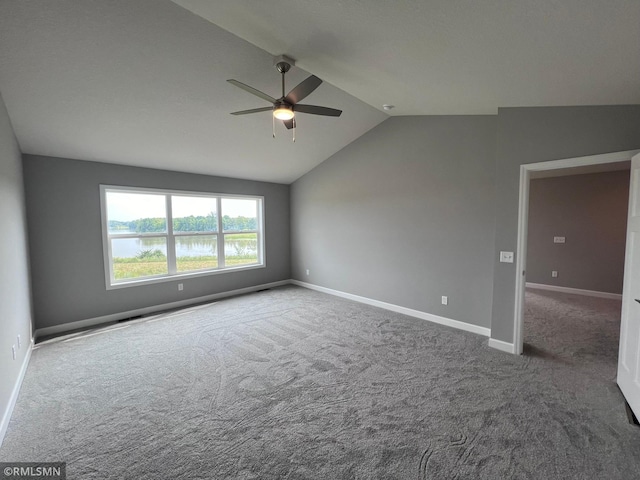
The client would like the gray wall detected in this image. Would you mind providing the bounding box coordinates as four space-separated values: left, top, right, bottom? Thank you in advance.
492 106 640 343
292 106 640 346
23 155 291 331
0 93 32 437
526 170 629 294
291 116 497 328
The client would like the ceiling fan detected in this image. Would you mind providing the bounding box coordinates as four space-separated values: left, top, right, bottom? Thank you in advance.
227 55 342 138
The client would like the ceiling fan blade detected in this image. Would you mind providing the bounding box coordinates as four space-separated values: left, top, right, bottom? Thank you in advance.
283 119 294 130
285 75 322 105
227 79 277 104
230 107 273 116
294 104 342 117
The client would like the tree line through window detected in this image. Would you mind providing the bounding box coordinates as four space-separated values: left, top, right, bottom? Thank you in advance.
101 186 264 287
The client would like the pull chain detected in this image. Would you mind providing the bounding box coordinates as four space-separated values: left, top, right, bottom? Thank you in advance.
272 113 275 138
293 117 296 143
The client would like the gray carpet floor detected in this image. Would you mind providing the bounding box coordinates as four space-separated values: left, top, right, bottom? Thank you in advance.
1 285 639 479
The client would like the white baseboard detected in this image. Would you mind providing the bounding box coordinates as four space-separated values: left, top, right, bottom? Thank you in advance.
35 279 495 342
291 280 491 337
34 280 290 340
525 282 622 300
0 337 33 448
488 337 516 354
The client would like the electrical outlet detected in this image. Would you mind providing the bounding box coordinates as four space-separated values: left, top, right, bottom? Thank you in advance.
552 271 558 278
441 296 448 306
306 269 310 276
553 236 566 244
178 283 184 291
17 335 21 349
12 345 16 360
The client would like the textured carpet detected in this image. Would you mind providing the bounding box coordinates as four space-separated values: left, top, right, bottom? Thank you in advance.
1 285 639 479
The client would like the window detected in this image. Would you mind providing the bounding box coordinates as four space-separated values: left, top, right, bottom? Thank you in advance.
100 186 264 288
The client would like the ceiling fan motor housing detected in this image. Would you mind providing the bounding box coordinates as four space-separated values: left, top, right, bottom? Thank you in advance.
273 55 295 73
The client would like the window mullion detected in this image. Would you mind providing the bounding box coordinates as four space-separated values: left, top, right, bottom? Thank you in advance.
217 196 225 269
166 194 176 274
106 234 116 285
258 198 264 264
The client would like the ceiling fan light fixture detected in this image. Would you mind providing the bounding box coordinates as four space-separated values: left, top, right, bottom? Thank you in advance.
273 106 294 120
228 55 341 134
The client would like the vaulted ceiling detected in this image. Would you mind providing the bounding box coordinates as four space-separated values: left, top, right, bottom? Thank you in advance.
1 1 638 184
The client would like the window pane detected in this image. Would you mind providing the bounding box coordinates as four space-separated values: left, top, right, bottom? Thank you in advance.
221 198 258 232
106 191 166 234
111 237 168 280
172 196 218 233
176 235 218 272
102 187 264 288
224 233 258 266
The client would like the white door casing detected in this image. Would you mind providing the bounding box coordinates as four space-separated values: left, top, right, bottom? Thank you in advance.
618 153 640 418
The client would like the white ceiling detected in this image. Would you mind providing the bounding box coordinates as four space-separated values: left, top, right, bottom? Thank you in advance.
1 1 639 184
174 0 640 115
0 1 386 184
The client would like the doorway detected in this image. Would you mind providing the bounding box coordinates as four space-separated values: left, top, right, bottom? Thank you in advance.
512 149 640 355
523 168 629 369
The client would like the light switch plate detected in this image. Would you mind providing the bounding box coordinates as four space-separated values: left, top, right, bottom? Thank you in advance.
500 251 514 263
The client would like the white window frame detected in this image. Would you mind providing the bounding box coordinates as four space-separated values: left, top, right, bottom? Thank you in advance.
100 185 265 289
